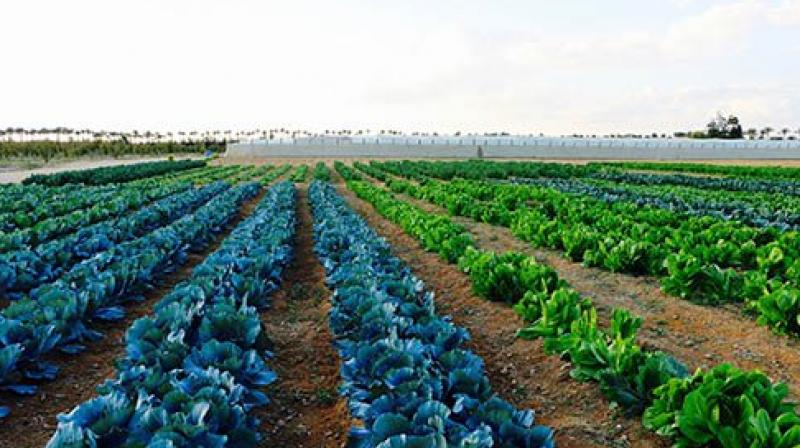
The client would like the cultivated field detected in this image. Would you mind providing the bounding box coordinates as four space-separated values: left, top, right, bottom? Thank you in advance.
3 157 800 447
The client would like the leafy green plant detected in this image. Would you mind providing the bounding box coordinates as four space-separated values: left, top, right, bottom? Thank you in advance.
559 309 644 383
662 253 743 305
341 163 800 445
515 287 591 339
644 364 799 448
289 165 309 182
596 238 660 275
347 179 473 263
755 287 800 335
312 162 331 181
458 248 562 304
601 351 689 417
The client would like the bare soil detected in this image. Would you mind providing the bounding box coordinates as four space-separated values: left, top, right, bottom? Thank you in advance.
360 172 800 397
0 190 265 448
255 184 350 448
329 169 664 448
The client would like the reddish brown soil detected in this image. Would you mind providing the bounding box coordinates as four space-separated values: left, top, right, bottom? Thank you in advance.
0 190 266 448
255 184 350 448
330 169 663 448
362 171 800 396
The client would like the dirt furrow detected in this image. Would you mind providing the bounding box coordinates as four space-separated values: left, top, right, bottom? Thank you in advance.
331 171 662 448
256 183 350 448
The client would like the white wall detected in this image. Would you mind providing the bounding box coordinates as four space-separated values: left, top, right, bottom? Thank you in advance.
226 141 800 159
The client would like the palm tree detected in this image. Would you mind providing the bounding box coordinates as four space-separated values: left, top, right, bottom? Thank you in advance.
781 128 790 140
746 128 758 140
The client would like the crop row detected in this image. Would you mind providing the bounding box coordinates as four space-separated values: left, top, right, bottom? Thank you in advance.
371 161 800 336
197 165 266 186
309 180 555 447
157 165 240 185
224 164 273 184
0 183 89 215
0 165 242 226
0 182 261 417
46 181 296 446
0 164 251 255
591 169 800 196
23 159 206 186
372 159 592 181
0 182 192 253
337 167 800 447
312 161 330 181
377 160 800 223
1 181 202 234
594 161 800 180
511 176 800 231
0 166 224 217
258 164 292 185
289 164 309 182
0 172 206 228
0 182 228 299
393 159 800 196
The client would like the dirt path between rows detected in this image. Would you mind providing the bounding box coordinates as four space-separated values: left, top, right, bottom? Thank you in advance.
0 189 266 448
358 171 800 396
331 170 664 448
256 183 350 448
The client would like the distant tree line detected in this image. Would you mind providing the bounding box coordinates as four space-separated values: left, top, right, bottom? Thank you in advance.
0 141 224 162
2 122 798 154
671 113 799 141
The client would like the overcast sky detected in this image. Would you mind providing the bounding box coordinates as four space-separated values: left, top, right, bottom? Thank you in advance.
1 0 798 135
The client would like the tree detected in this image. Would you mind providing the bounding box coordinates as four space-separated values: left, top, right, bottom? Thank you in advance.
704 112 743 139
706 118 721 138
726 115 743 139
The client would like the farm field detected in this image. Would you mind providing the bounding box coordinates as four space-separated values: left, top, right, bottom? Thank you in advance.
0 155 207 185
3 157 800 447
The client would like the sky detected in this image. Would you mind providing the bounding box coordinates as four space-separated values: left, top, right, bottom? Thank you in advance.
1 0 799 135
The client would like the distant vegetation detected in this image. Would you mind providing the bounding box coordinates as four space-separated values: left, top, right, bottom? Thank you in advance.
2 121 799 162
0 141 223 162
672 113 798 141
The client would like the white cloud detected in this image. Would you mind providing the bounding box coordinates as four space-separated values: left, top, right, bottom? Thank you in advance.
768 0 800 24
660 0 762 58
0 0 796 135
505 0 770 69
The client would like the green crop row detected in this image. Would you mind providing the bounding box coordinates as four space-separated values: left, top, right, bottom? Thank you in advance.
289 165 309 182
338 164 800 447
223 164 274 184
312 162 331 181
371 161 800 337
260 164 292 185
373 158 800 182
